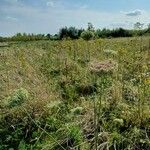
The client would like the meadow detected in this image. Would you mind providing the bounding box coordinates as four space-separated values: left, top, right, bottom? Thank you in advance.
0 37 150 149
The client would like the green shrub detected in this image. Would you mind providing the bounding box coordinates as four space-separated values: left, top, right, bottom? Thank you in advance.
6 88 29 108
81 30 95 40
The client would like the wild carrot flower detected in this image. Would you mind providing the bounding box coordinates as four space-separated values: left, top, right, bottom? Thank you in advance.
89 59 118 75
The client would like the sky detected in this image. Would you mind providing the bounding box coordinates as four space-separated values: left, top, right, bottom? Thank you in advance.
0 0 150 36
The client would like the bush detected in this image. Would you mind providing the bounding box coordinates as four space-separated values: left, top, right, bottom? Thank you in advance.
81 30 95 40
6 88 29 108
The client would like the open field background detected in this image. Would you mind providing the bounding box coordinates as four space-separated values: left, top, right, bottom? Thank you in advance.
0 37 150 149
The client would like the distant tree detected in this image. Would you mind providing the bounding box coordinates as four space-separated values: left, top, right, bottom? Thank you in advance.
58 26 83 39
95 29 102 37
147 24 150 32
111 28 133 37
68 27 79 39
53 34 59 40
96 28 133 38
58 27 68 39
78 28 84 37
0 36 6 42
81 30 94 40
145 24 150 34
100 28 111 38
87 22 94 31
16 33 22 37
134 22 144 30
46 34 51 39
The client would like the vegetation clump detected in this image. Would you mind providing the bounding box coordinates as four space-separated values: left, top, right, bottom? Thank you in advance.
6 88 29 108
89 59 118 75
81 30 95 40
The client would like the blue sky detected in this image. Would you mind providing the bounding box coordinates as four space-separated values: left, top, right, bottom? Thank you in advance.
0 0 150 36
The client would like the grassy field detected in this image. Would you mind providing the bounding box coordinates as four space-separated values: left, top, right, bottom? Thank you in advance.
0 37 150 150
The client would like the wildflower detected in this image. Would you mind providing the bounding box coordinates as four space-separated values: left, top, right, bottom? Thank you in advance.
89 59 118 75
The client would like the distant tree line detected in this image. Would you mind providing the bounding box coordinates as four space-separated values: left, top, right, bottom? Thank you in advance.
58 22 150 40
0 33 51 42
1 22 150 42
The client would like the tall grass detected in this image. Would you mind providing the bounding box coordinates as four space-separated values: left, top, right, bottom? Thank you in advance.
0 37 150 149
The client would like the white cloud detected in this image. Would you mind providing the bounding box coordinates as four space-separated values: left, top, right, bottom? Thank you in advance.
6 16 18 21
124 10 142 17
46 0 54 7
